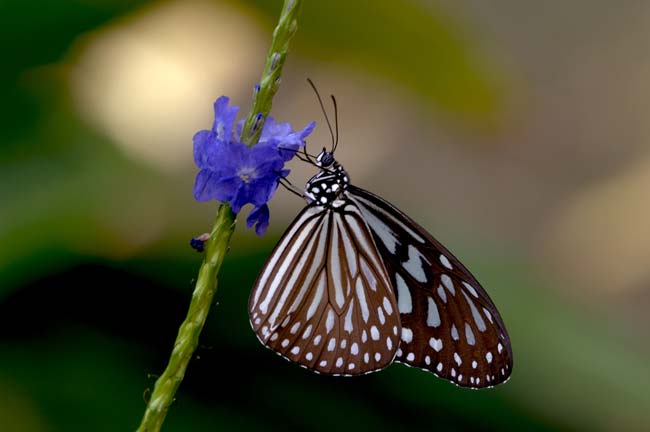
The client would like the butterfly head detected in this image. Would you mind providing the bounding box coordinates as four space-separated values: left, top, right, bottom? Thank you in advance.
315 148 335 168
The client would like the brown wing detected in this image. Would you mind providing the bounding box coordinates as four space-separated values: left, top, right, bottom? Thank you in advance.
249 200 401 376
348 186 513 388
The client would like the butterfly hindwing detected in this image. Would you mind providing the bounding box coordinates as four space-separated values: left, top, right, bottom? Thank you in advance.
348 186 513 388
249 200 401 375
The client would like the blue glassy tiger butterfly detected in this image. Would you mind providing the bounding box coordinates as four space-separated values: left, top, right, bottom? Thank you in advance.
248 81 513 388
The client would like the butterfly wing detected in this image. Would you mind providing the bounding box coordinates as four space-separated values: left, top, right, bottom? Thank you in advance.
348 186 513 388
249 200 401 375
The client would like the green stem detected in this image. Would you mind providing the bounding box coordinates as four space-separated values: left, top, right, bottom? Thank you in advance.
136 1 303 431
241 0 303 146
136 205 234 432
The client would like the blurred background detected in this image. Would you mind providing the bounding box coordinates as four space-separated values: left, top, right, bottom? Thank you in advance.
1 0 649 430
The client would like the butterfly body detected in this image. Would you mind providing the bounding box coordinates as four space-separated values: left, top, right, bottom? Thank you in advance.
303 160 350 207
249 150 513 388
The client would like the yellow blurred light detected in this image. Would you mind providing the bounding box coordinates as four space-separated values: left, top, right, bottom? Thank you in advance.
543 157 650 294
69 0 266 172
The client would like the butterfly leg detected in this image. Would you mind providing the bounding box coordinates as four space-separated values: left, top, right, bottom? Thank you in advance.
275 171 306 199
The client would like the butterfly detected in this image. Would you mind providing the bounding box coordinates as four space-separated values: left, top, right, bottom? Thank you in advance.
248 85 512 389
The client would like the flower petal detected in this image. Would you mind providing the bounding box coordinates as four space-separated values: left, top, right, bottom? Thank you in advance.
193 169 241 203
235 119 244 141
260 116 292 142
193 130 215 169
205 139 249 176
193 169 219 201
250 141 285 168
246 204 270 236
212 96 239 142
247 175 280 207
268 120 317 161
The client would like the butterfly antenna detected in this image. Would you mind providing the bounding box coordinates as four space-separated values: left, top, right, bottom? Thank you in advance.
331 94 339 154
307 78 336 151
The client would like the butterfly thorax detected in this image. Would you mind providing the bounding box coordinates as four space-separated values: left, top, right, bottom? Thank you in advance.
304 162 350 207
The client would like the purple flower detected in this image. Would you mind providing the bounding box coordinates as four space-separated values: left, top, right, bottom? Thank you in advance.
193 96 315 235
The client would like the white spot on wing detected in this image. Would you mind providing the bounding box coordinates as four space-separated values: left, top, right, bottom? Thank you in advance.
440 254 452 269
402 245 427 283
437 285 447 303
356 277 370 322
465 322 476 346
426 296 440 327
441 274 455 294
429 337 443 352
401 328 413 343
326 309 335 333
451 325 459 341
483 308 494 323
463 281 479 298
344 300 354 333
395 274 412 313
360 258 377 291
382 297 393 315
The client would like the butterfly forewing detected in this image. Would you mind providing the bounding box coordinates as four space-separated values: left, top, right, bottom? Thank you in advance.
348 186 513 388
249 200 401 375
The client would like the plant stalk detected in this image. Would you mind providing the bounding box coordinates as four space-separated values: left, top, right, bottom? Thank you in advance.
136 1 304 430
